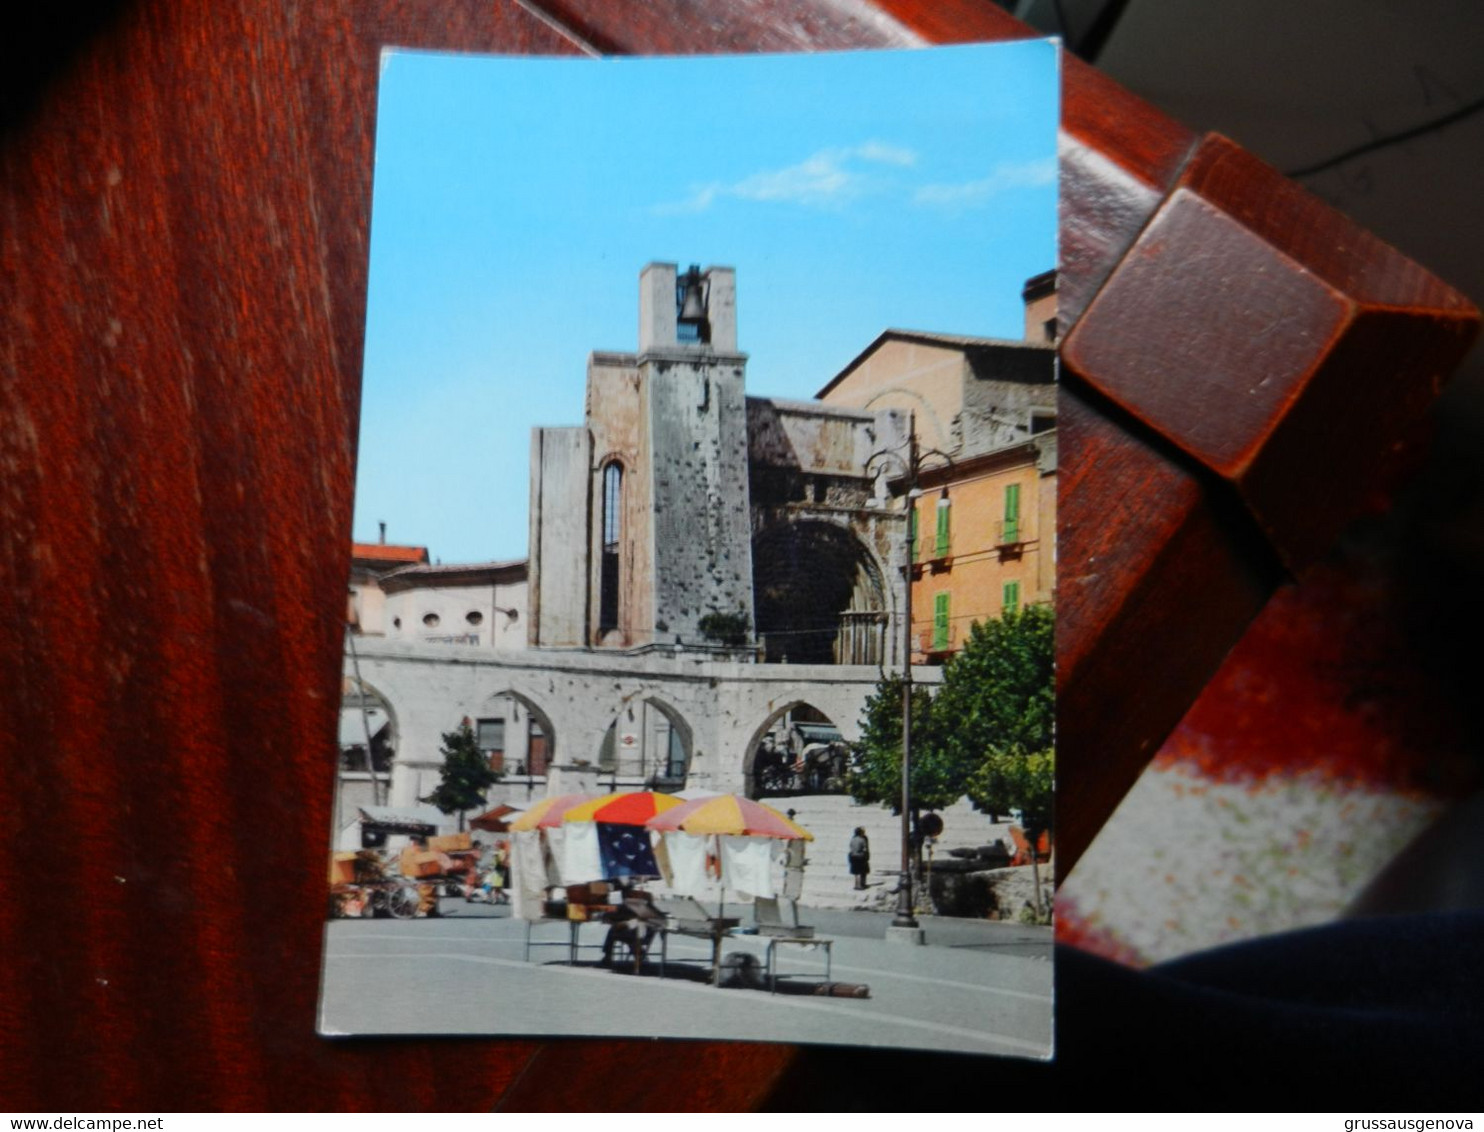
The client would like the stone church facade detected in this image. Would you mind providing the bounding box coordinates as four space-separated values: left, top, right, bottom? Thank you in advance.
338 263 926 838
528 262 911 667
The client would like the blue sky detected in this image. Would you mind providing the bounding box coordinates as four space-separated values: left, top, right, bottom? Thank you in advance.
354 41 1059 563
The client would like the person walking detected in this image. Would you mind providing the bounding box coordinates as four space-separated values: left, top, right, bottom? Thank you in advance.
848 827 870 890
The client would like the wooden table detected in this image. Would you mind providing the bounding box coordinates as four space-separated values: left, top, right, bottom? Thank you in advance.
658 916 742 987
521 910 616 966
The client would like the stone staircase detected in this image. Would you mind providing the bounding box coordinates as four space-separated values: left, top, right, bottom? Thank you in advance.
781 794 1016 911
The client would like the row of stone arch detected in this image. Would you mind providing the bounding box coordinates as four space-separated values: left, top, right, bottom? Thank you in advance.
337 682 850 802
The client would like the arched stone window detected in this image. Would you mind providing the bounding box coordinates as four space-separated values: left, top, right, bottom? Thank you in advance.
599 461 622 632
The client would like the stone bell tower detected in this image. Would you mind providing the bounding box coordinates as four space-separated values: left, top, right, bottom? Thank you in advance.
631 262 755 649
528 262 756 651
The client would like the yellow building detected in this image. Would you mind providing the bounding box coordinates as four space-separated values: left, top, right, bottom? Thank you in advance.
816 274 1056 662
906 434 1055 660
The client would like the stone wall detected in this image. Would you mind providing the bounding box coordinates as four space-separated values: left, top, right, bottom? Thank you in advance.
345 637 942 812
528 426 591 647
647 353 755 645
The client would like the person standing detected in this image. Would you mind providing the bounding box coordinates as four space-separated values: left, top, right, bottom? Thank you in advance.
848 827 870 890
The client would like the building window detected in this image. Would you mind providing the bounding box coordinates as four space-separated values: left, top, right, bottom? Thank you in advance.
477 717 505 773
1003 483 1021 543
1003 580 1021 614
933 592 950 651
665 725 687 781
935 496 951 557
600 462 622 632
466 610 484 626
527 717 549 776
422 612 440 628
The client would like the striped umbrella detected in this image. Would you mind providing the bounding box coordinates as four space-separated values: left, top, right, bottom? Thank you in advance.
553 791 684 883
559 790 686 827
506 793 596 832
646 794 813 840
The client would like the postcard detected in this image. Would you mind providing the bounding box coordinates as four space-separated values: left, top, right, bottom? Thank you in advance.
320 39 1058 1059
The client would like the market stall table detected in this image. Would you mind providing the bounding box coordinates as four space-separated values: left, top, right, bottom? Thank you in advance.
764 935 833 995
657 902 742 986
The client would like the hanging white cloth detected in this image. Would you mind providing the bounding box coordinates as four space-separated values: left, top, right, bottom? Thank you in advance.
719 835 778 900
557 820 604 884
782 838 806 903
660 832 718 900
652 832 674 888
510 830 549 922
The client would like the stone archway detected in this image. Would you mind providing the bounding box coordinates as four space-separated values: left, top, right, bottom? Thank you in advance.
742 700 851 799
336 677 397 839
479 689 557 792
752 519 887 665
597 693 695 791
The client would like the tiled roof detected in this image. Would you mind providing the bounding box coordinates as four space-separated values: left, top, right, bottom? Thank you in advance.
379 559 528 593
351 542 429 564
816 329 1050 399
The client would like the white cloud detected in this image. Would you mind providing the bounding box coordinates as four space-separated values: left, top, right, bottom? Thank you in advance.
855 141 918 167
913 158 1057 208
655 142 919 213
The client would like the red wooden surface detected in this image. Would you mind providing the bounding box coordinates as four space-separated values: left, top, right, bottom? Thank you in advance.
1 0 1475 1112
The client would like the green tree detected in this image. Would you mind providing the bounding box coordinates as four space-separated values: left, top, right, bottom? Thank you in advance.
422 718 501 831
935 605 1054 818
848 675 961 814
943 606 1055 917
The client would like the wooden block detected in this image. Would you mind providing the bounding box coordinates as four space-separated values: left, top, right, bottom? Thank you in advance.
1064 136 1479 573
1056 381 1282 867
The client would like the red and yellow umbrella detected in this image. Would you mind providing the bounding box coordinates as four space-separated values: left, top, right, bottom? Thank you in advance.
559 790 685 827
507 793 596 832
646 794 813 840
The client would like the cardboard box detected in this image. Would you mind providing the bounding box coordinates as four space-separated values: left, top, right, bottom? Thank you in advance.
428 832 471 853
329 853 358 886
565 881 611 905
399 849 443 879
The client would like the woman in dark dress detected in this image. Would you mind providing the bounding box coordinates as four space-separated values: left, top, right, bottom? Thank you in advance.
848 827 870 890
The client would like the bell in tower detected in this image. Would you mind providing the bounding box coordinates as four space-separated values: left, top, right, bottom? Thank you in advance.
676 264 710 344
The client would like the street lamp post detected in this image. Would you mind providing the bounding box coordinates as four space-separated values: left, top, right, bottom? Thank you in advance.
893 478 921 932
868 417 938 942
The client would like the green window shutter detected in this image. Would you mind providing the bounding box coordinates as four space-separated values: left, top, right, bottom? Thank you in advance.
907 504 918 561
935 498 951 556
933 592 950 650
1003 483 1021 543
1003 580 1020 614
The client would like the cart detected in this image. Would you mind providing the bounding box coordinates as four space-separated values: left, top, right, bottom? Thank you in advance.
327 850 423 919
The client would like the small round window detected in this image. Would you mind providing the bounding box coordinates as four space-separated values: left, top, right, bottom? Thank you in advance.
466 611 484 626
422 612 440 628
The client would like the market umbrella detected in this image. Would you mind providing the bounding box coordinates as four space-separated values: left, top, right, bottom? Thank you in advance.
559 790 686 826
507 793 596 832
646 795 813 916
646 794 813 840
559 791 686 882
